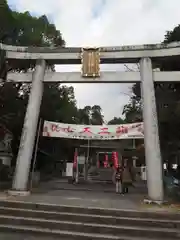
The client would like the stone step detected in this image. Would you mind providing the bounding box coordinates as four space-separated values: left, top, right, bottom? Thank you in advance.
0 207 179 229
0 225 175 240
0 200 180 239
0 224 127 240
0 200 179 220
0 215 179 239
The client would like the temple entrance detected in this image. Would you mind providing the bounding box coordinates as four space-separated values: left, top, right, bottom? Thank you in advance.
39 120 146 194
3 43 177 202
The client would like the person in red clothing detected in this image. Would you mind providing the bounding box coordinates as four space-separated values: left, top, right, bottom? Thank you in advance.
115 165 123 193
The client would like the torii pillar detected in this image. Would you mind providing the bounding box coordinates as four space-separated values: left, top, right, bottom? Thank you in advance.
10 59 46 194
140 57 164 202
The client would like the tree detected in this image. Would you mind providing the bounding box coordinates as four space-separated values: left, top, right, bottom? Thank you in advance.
0 1 15 42
91 105 104 125
0 82 29 160
38 84 80 170
0 1 65 75
156 25 180 156
41 84 78 123
0 2 78 172
0 1 106 175
108 117 125 125
11 12 65 47
77 106 92 124
122 98 142 123
121 64 143 123
77 105 104 125
122 24 180 159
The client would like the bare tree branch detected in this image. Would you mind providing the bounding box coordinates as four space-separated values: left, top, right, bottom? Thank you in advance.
124 63 140 72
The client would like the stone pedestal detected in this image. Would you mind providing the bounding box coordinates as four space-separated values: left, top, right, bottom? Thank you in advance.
8 190 30 196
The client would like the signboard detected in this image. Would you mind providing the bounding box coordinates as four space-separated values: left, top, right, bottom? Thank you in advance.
66 163 73 177
43 121 144 140
81 47 100 77
77 156 85 164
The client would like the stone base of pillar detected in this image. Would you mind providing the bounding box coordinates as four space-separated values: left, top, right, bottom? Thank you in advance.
7 190 30 197
143 198 167 205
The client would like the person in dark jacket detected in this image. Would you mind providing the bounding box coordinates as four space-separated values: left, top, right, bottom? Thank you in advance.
115 165 123 193
122 159 134 193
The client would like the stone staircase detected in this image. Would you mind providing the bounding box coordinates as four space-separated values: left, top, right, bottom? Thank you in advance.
0 200 179 239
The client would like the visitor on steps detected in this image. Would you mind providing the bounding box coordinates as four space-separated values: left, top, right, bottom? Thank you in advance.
115 165 123 194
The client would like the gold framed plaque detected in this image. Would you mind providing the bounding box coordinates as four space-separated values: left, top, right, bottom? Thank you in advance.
81 47 100 77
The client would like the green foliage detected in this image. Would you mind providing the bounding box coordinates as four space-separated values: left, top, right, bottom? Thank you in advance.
10 12 65 47
0 0 65 47
0 0 65 73
0 81 105 168
0 1 105 172
0 0 14 41
156 25 180 154
0 2 74 170
122 24 180 158
41 84 78 123
0 1 67 164
77 106 92 124
108 117 125 125
91 105 104 125
122 98 142 123
164 25 180 43
77 105 104 125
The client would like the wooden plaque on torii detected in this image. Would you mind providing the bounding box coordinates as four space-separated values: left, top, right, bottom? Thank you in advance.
81 47 100 77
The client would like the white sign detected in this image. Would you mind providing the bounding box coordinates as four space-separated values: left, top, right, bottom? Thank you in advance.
77 156 85 164
66 163 73 177
43 121 144 140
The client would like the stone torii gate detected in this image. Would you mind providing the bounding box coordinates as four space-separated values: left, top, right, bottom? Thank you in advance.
2 42 180 202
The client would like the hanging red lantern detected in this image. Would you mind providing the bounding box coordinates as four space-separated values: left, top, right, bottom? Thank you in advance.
104 154 109 168
112 151 118 169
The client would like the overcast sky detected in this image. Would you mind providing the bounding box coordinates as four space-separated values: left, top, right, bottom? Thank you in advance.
8 0 180 121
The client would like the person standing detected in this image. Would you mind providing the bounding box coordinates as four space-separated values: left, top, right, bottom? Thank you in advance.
115 165 123 194
122 159 133 193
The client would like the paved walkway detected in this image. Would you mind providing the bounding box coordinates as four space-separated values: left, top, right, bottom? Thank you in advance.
7 180 147 210
0 180 178 211
36 179 147 193
15 190 143 210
